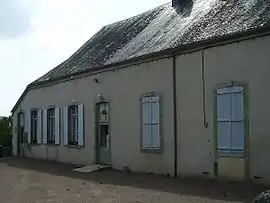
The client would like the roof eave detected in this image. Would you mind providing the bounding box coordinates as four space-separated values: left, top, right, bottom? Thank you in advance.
11 25 270 114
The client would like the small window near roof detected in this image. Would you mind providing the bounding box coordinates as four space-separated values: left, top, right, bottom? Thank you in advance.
141 95 161 151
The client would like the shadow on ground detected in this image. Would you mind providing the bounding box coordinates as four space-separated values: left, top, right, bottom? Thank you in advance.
1 157 266 202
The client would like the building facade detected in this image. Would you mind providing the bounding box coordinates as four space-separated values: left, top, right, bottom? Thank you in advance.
11 0 270 184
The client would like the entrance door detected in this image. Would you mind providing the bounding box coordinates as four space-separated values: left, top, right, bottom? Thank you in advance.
96 102 111 165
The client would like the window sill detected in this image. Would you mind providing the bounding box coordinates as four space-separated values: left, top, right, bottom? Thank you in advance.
67 145 84 149
218 150 244 158
140 148 161 153
28 143 41 147
45 143 60 147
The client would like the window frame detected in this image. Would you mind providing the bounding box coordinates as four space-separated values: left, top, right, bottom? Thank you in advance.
68 104 79 146
214 81 249 158
140 92 163 153
30 108 39 144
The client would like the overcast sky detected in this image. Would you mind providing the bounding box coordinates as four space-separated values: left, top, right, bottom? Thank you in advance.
0 0 169 116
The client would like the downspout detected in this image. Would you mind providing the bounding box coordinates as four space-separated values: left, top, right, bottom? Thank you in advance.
201 50 207 128
172 55 178 177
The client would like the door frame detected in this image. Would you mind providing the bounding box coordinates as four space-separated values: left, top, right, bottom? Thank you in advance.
213 81 250 180
95 101 112 165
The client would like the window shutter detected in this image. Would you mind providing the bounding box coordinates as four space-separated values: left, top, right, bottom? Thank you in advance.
231 89 244 151
142 100 151 149
37 110 42 144
78 104 84 146
142 125 151 149
151 99 160 148
55 107 60 145
63 106 68 146
28 111 31 144
43 109 47 144
217 89 231 151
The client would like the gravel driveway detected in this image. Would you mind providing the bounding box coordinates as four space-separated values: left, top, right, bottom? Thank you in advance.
0 158 266 203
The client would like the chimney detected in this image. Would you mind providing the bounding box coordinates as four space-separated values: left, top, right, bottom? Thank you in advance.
172 0 190 8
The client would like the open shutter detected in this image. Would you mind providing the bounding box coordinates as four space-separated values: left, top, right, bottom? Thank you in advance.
78 104 84 146
63 106 68 145
28 111 31 144
55 107 60 145
142 98 151 149
217 88 231 152
43 109 47 144
37 110 42 144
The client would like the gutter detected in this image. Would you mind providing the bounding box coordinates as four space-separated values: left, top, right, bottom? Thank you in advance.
172 55 178 177
11 26 270 114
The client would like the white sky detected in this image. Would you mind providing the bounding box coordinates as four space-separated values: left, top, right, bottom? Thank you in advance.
0 0 169 116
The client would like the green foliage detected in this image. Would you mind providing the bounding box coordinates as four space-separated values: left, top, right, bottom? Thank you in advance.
0 117 12 147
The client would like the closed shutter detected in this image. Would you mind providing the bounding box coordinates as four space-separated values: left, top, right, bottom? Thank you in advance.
63 106 68 146
141 96 161 150
37 110 42 144
151 97 160 149
142 99 151 149
55 107 60 145
231 87 244 151
28 111 31 144
43 109 47 144
217 89 231 152
217 86 244 154
78 104 84 146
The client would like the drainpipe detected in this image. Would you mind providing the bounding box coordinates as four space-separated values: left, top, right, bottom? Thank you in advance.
172 55 178 177
201 50 207 129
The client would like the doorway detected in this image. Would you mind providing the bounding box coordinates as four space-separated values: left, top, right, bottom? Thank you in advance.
96 102 111 165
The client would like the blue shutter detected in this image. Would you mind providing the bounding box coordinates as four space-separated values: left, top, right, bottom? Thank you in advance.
231 89 244 151
142 99 151 149
43 109 47 144
217 88 231 151
63 106 68 146
151 97 160 149
78 104 84 146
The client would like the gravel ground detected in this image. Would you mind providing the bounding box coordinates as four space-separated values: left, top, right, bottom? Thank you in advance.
0 158 266 203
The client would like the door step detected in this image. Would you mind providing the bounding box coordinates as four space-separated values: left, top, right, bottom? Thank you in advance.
73 164 111 173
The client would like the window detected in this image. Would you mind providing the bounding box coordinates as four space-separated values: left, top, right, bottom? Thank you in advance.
68 105 78 145
141 95 161 151
217 86 245 155
30 109 38 143
47 108 55 144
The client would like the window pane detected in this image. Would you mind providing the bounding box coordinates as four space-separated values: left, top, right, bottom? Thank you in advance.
142 102 151 124
151 124 160 149
231 92 244 121
151 101 160 124
231 122 244 151
142 124 151 149
217 94 230 121
218 122 230 150
100 103 109 123
73 115 78 142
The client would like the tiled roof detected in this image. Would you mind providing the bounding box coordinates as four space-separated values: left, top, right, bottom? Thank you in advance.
32 0 270 83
